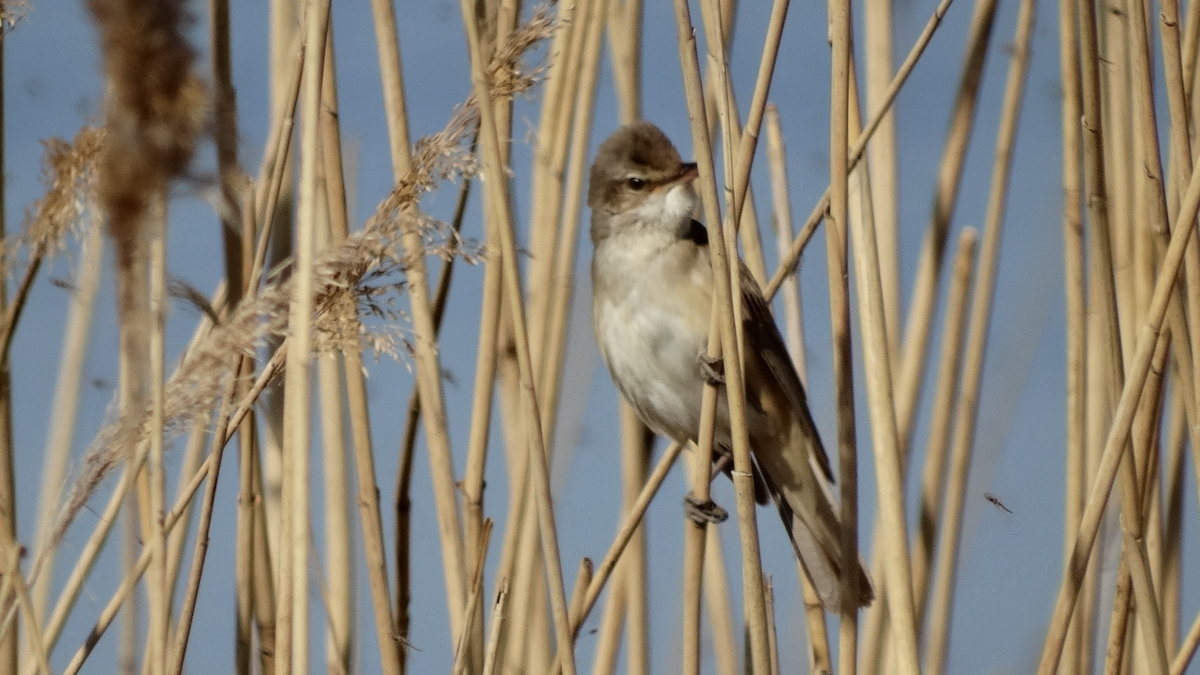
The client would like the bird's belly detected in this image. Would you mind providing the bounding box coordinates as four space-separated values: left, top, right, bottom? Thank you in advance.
595 292 708 442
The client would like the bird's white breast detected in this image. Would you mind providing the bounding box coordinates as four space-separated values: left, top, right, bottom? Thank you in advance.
592 228 712 442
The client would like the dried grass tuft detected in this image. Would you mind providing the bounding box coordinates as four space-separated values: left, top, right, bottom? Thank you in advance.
44 6 555 558
6 127 104 261
0 0 29 34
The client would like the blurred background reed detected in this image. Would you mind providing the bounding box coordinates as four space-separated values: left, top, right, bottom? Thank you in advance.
0 0 1195 672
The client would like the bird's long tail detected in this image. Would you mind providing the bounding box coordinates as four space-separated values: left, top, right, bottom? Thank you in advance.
752 438 874 609
772 483 874 608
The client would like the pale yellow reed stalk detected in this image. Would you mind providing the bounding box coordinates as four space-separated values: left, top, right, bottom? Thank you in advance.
6 546 47 675
892 0 999 452
765 577 780 675
276 0 332 669
457 3 576 671
912 229 977 622
30 222 104 621
0 21 13 673
453 520 494 675
166 361 248 675
368 0 470 647
1172 607 1200 674
864 0 899 355
1057 0 1086 665
482 581 509 675
680 0 771 670
607 405 652 674
674 6 725 671
702 528 739 675
536 0 607 446
924 1 1035 670
1038 106 1200 675
556 441 685 650
843 34 923 675
314 36 364 674
765 0 958 300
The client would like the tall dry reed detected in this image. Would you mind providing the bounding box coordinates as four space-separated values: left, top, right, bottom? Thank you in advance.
0 0 1192 673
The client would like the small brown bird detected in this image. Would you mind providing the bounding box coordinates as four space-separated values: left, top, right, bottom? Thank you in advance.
589 122 873 608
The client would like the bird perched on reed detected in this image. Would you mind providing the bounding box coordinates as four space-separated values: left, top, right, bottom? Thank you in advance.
588 121 873 608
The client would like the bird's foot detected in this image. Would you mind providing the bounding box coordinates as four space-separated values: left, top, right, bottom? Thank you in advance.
698 353 725 385
684 493 728 525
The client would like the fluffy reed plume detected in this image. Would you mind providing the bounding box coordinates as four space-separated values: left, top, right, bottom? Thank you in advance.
84 0 204 243
43 4 555 563
0 1 28 33
8 127 104 259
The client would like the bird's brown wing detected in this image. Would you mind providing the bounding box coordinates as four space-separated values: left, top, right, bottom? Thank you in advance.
737 266 834 482
737 264 874 607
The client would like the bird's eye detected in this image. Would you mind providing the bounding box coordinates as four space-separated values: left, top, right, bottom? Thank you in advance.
626 177 646 191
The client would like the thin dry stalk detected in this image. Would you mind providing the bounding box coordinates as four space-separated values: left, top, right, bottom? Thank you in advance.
276 1 332 669
453 520 494 675
30 221 104 621
58 445 225 675
764 0 957 301
1102 561 1134 675
864 0 900 355
911 229 977 622
688 2 770 671
892 0 999 452
166 359 247 675
1037 101 1200 675
535 0 606 447
681 451 713 675
525 0 580 328
615 404 652 674
764 577 780 675
0 31 11 671
717 0 789 253
1159 0 1200 448
566 558 593 635
702 528 739 675
797 561 831 671
924 1 1035 670
605 0 643 122
147 190 169 675
1058 0 1087 664
1161 397 1186 650
457 4 576 672
563 441 685 643
765 103 831 673
1082 0 1174 665
163 395 214 612
6 547 47 675
396 141 480 671
671 59 731 665
317 38 403 674
839 14 921 673
315 35 355 674
1173 607 1200 674
371 0 469 644
482 581 509 675
249 30 303 292
590 574 626 675
765 106 806 371
459 162 499 674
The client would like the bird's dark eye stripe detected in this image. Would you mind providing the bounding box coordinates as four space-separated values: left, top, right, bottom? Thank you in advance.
626 177 646 190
